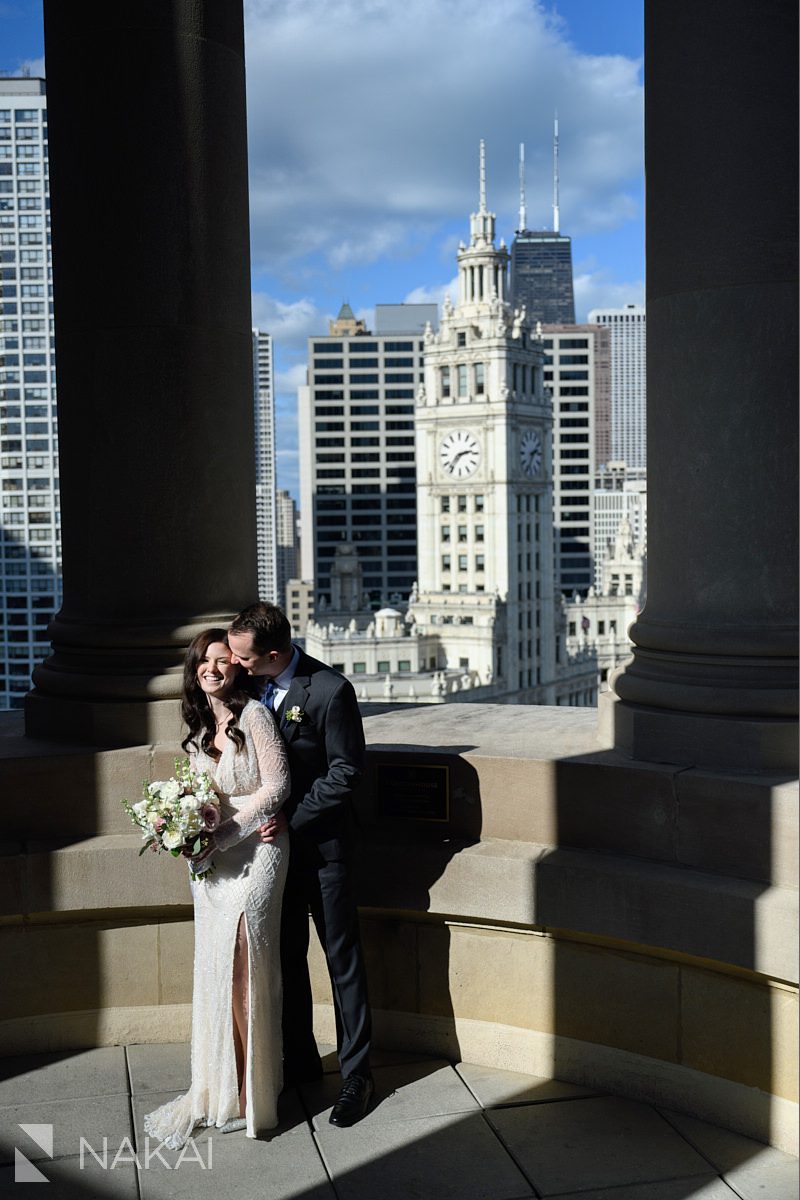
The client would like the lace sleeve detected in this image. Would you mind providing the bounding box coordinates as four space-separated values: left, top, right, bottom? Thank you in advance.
214 704 290 852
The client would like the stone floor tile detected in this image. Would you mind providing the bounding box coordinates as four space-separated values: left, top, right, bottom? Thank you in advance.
137 1121 335 1200
301 1059 479 1131
0 1093 133 1166
486 1095 717 1196
455 1061 601 1108
126 1042 191 1094
658 1110 800 1200
370 1047 437 1068
553 1180 740 1200
131 1086 308 1151
0 1153 139 1197
0 1047 129 1106
314 1110 534 1200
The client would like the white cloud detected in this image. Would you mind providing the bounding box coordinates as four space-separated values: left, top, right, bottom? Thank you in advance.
243 0 643 272
251 292 326 351
274 361 307 394
574 270 644 322
404 275 458 310
17 55 45 77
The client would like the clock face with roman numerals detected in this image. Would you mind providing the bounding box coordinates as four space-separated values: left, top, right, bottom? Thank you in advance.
520 429 543 477
440 430 480 478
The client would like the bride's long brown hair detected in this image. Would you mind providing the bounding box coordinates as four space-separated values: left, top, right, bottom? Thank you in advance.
181 628 250 759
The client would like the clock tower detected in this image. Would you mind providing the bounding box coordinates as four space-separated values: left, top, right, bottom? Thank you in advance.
409 143 556 697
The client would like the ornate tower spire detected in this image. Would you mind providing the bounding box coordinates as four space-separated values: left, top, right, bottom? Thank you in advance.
458 142 510 309
470 138 495 247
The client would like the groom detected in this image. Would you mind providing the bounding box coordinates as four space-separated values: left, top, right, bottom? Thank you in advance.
228 602 373 1127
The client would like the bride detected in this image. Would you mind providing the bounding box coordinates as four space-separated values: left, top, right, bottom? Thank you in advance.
144 628 289 1146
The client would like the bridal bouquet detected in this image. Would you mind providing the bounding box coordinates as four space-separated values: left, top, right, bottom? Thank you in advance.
123 758 221 882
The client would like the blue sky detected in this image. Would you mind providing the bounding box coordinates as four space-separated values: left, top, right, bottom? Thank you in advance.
1 0 644 502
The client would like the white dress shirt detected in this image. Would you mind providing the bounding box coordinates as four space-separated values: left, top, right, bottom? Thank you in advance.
261 645 300 713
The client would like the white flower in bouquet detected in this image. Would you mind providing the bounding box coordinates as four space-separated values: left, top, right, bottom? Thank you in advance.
122 757 222 882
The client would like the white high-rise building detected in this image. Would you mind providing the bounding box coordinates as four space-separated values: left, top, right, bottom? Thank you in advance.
252 328 277 602
0 79 61 711
275 487 298 607
592 463 647 589
541 323 611 597
588 304 646 469
410 142 557 697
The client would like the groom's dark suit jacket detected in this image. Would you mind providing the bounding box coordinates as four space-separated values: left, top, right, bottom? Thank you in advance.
274 648 365 861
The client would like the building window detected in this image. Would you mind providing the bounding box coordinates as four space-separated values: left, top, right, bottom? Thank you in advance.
442 555 451 571
441 525 450 542
441 496 450 513
457 495 467 513
475 555 485 572
377 660 390 673
474 495 485 512
457 364 467 397
457 332 466 347
458 555 468 570
441 366 450 397
475 524 484 542
397 660 411 672
475 362 485 395
352 662 366 674
457 525 467 543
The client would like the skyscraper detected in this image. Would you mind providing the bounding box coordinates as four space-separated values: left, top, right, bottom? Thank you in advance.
588 304 647 468
0 79 61 711
252 328 277 602
411 141 557 696
298 302 435 610
542 323 610 597
275 486 298 607
510 126 576 325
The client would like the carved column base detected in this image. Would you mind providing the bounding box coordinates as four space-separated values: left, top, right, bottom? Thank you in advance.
26 611 235 747
599 690 797 774
25 692 183 749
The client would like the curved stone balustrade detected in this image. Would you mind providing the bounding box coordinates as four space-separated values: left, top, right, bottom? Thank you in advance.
0 705 797 1154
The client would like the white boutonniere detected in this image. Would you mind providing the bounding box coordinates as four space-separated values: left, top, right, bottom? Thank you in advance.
286 706 305 724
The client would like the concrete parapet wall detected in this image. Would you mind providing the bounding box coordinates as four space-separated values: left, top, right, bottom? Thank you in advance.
0 706 796 1151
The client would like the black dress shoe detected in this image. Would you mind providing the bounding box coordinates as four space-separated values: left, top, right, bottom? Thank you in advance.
329 1073 374 1127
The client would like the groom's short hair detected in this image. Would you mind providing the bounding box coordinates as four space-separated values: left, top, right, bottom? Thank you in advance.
230 602 292 654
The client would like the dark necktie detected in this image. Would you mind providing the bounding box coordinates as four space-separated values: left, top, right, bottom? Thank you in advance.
260 679 276 710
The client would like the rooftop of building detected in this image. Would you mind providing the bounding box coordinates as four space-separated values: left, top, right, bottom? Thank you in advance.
0 77 46 95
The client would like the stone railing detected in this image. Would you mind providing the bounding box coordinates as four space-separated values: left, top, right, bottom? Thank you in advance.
0 704 797 1152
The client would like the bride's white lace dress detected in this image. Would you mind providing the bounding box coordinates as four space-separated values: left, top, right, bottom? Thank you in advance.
144 700 289 1146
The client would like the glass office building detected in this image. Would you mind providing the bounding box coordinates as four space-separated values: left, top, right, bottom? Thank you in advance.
510 230 576 326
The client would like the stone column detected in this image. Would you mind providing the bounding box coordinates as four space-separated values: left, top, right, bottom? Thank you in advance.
27 1 258 746
607 0 798 771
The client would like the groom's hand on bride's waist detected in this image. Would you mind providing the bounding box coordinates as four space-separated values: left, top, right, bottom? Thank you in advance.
258 810 288 843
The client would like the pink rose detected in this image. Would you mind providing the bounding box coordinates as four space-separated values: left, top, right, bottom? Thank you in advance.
202 803 221 832
154 817 166 833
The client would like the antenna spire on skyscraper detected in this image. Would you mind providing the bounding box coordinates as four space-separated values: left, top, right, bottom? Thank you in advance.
518 142 527 233
553 112 560 233
479 138 487 213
